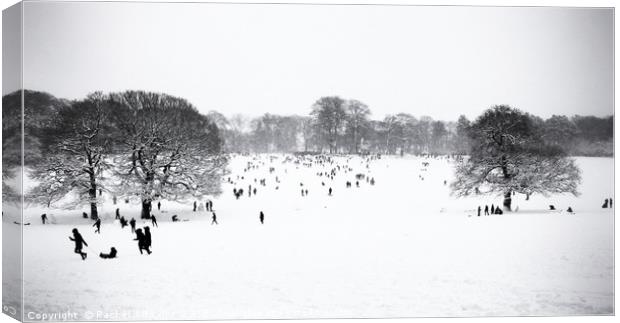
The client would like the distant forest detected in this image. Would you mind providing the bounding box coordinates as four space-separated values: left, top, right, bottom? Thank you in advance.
3 90 614 159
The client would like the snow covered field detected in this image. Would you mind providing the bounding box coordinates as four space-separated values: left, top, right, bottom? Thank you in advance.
3 155 614 320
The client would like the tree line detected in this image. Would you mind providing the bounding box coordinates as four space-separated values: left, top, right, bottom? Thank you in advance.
208 96 613 156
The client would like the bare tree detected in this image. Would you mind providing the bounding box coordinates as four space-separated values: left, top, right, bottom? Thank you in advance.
311 96 347 153
345 100 371 154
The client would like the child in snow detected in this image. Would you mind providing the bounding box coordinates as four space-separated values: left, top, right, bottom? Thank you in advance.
100 247 117 259
120 216 128 228
144 226 152 250
93 218 101 234
151 214 158 227
69 228 88 260
134 228 151 255
129 218 136 233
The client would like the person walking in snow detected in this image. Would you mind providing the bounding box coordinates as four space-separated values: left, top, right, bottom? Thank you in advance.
484 205 489 216
477 206 481 217
93 218 101 234
157 201 161 211
41 213 47 224
151 214 158 227
129 217 136 233
69 228 88 260
134 228 151 255
211 212 218 225
259 211 265 224
144 226 152 250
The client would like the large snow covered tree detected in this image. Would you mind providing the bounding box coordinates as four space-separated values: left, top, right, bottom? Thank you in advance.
110 91 225 219
30 92 113 219
451 105 581 211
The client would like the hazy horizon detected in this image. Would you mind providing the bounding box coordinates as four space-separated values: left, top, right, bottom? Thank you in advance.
8 2 614 120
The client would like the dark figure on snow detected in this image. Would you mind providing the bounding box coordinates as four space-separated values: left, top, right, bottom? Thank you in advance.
211 212 218 225
549 205 556 211
157 201 161 211
115 208 120 220
567 207 574 213
602 199 609 208
484 205 489 215
82 212 88 219
69 228 88 260
129 218 136 233
99 247 117 259
301 189 305 197
495 208 503 215
490 205 495 214
370 178 375 185
477 206 481 217
193 201 197 212
172 215 179 222
259 211 265 224
41 213 47 224
134 228 151 255
253 188 257 195
120 216 128 228
151 214 158 227
329 187 333 196
144 226 152 250
93 218 101 234
610 198 613 208
100 247 117 259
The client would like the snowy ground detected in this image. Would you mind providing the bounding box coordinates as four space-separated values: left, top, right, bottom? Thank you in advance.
2 155 614 320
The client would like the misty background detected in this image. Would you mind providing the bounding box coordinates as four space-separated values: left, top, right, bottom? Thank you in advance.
12 2 614 121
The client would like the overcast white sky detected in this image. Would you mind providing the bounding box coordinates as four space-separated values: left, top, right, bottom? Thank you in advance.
14 2 613 121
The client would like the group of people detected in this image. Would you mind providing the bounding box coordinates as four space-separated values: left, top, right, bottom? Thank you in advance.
66 201 166 260
476 204 504 216
473 196 616 218
602 198 613 208
69 221 155 260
